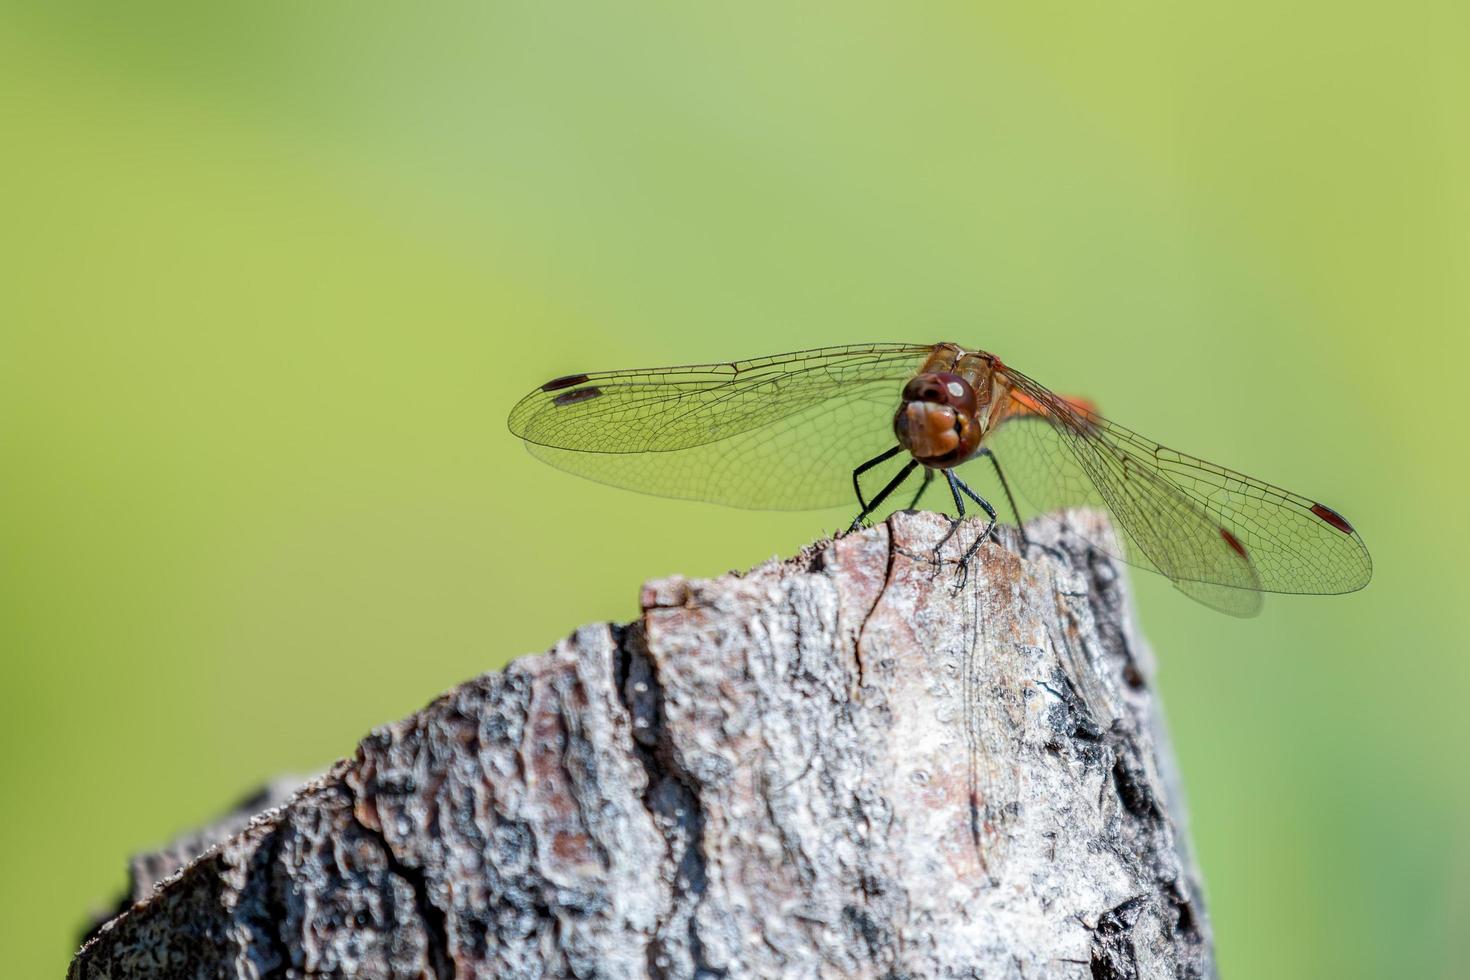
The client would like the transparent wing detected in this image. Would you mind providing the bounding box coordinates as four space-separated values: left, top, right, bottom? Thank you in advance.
969 365 1372 615
508 343 935 509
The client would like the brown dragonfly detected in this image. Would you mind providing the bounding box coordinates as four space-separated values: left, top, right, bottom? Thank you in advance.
508 343 1371 615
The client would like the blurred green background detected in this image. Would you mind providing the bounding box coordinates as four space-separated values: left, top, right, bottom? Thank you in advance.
2 4 1465 977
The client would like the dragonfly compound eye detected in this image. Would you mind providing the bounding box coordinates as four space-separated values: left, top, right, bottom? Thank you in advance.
894 373 982 466
902 372 978 415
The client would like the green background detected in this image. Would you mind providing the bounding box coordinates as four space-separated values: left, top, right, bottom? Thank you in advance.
3 5 1465 977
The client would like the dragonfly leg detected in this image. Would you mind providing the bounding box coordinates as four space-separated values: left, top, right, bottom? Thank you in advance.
974 448 1026 546
925 469 969 575
948 471 999 588
847 459 919 532
850 445 904 513
946 467 967 518
975 448 1069 563
905 467 935 511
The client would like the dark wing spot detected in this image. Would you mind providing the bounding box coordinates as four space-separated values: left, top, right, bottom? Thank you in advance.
1220 528 1248 559
540 373 591 392
1311 502 1355 534
552 386 603 407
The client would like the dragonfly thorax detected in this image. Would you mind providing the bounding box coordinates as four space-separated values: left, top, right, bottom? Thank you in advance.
894 371 984 467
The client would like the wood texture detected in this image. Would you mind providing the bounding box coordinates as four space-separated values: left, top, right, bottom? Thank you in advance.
72 510 1213 979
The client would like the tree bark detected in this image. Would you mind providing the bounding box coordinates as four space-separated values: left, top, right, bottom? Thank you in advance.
72 510 1214 979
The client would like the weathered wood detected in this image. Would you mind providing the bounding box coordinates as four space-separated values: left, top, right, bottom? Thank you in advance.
72 510 1213 979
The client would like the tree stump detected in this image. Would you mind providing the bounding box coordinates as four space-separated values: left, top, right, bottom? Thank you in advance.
71 510 1214 979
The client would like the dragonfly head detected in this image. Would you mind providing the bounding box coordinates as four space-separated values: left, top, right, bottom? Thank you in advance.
895 372 982 467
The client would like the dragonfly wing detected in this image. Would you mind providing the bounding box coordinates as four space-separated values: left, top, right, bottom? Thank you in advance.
975 411 1265 615
1097 418 1373 595
974 365 1370 613
509 343 933 452
525 382 908 509
509 344 934 509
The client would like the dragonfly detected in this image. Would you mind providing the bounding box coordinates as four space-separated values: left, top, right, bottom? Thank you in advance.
507 343 1371 615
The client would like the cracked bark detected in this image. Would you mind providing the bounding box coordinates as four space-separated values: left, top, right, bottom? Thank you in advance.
71 510 1215 979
